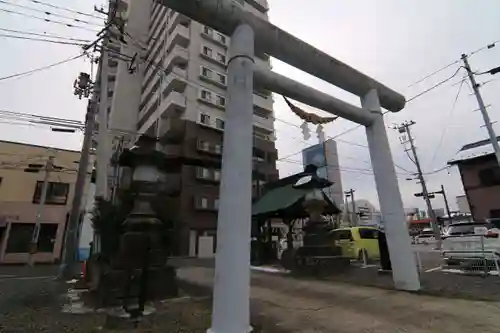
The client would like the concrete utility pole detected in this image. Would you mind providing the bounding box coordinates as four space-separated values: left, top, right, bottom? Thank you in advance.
344 189 357 226
58 100 96 279
462 53 500 168
28 155 54 267
398 121 442 249
96 39 110 200
211 24 254 333
440 185 452 221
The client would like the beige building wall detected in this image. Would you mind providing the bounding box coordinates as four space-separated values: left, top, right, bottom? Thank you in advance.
0 140 93 264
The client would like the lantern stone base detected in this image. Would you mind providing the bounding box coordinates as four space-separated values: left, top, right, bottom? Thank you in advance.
93 265 178 308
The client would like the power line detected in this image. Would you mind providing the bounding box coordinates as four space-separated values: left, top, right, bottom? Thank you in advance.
427 79 464 169
406 39 499 88
0 33 87 46
0 27 91 42
0 0 101 26
21 0 105 20
0 53 85 82
0 8 99 32
407 61 460 88
406 66 463 103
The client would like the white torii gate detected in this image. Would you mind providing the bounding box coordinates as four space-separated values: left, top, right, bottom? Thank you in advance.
159 1 420 332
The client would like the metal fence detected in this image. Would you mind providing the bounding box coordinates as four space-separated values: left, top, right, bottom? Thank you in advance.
442 234 500 276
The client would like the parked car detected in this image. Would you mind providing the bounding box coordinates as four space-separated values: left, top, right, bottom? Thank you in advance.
414 228 436 244
442 222 500 269
330 227 380 261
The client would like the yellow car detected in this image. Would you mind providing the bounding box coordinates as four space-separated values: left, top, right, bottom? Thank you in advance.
330 227 380 261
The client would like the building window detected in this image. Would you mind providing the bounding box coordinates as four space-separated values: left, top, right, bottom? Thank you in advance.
216 52 226 64
216 118 225 130
201 66 213 78
217 33 227 45
196 167 210 179
199 113 211 125
214 198 219 210
214 170 221 182
478 167 500 187
203 46 213 57
214 144 222 155
253 147 266 161
203 26 213 36
201 89 212 101
198 140 210 152
195 196 209 209
217 73 226 85
5 223 58 253
33 181 69 205
216 95 226 107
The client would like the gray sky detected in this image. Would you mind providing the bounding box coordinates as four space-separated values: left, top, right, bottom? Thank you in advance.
1 0 499 212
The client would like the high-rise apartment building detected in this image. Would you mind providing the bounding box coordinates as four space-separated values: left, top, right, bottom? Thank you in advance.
102 0 278 257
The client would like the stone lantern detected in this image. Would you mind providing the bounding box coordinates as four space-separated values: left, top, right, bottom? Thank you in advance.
293 165 334 251
114 135 178 316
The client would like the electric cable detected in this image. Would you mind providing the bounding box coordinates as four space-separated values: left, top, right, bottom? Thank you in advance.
406 66 463 103
0 27 91 42
0 33 87 46
406 38 499 88
427 79 464 169
0 53 86 82
407 61 460 88
0 0 102 26
0 8 100 32
20 0 105 20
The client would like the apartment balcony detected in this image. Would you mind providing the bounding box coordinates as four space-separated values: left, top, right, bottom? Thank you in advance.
158 117 186 144
164 45 189 72
165 66 188 94
168 12 190 35
253 125 275 142
253 93 273 113
160 91 187 119
245 0 269 13
166 24 190 54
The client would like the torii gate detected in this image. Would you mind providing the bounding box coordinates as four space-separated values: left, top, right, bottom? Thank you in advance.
159 1 420 332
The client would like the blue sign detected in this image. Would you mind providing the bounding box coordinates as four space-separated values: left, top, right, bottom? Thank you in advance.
302 143 327 178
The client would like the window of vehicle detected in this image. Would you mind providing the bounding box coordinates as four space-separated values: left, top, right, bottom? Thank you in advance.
333 229 353 241
445 223 486 236
358 228 378 239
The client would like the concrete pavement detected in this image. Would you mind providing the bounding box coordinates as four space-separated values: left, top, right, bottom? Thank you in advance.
179 266 500 332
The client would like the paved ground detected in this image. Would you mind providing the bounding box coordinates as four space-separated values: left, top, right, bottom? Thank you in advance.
179 266 500 333
0 265 281 332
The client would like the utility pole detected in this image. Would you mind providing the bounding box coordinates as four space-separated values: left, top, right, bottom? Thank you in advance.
462 53 500 168
96 39 110 200
425 185 452 224
28 156 54 267
397 121 442 249
58 100 97 279
439 185 452 222
344 189 356 226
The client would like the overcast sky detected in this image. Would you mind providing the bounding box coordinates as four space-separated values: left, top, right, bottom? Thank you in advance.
1 0 499 212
